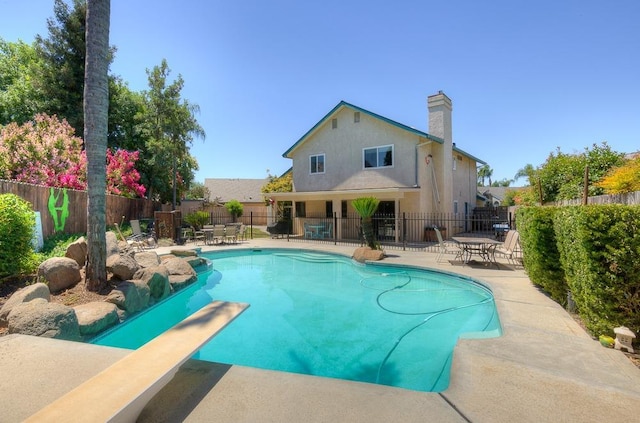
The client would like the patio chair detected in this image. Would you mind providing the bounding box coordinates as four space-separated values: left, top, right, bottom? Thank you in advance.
130 220 156 249
322 222 333 239
211 225 226 244
224 224 238 244
433 226 463 263
304 222 313 239
237 224 247 241
494 230 521 265
191 226 205 245
114 222 147 251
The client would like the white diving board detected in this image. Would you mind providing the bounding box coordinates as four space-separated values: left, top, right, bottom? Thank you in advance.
25 300 249 423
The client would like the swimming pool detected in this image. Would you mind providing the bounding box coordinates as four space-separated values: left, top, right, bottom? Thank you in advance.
93 249 501 392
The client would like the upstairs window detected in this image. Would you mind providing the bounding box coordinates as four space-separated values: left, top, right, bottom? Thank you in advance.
310 154 325 174
363 145 393 168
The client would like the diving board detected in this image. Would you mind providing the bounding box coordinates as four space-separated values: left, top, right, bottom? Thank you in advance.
25 300 249 423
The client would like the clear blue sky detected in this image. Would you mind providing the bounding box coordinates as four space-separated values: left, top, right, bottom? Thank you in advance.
2 0 639 186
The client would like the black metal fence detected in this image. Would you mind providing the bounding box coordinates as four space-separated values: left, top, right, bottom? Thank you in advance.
206 208 514 253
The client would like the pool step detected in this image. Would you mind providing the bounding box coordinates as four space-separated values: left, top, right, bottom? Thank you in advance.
24 300 249 423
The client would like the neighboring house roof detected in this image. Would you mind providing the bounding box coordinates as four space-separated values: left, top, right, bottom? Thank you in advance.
204 178 268 203
480 186 527 203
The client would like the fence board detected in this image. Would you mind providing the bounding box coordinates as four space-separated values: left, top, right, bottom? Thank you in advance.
0 179 158 239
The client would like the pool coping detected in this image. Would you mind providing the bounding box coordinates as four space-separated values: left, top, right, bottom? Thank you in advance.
2 238 640 422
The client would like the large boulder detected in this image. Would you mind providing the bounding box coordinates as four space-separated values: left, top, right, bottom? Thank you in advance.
163 257 197 278
107 254 140 281
105 280 150 314
352 247 385 263
8 299 81 341
106 231 120 257
0 283 50 327
133 266 171 302
65 236 87 267
37 257 82 292
73 302 120 336
134 251 161 268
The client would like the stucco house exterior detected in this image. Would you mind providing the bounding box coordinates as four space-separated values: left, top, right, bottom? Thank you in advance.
268 91 485 242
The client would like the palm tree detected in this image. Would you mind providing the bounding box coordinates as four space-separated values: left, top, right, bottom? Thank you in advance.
84 0 110 291
477 164 493 186
351 197 380 250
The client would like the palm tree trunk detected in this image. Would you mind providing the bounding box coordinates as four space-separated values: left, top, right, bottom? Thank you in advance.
84 0 110 291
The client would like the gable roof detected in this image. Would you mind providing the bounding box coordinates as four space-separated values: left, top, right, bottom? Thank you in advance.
283 101 444 158
203 178 268 203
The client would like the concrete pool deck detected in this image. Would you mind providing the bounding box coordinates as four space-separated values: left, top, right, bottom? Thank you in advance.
2 238 639 422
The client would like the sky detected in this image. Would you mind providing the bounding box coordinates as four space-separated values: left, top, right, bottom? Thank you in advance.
1 0 639 186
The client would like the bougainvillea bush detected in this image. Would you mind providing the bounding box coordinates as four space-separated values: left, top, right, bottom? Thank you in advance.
0 113 146 197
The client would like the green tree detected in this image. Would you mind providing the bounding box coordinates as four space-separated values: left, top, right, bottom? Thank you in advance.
184 181 210 201
84 0 110 291
225 199 244 222
34 0 89 136
351 197 380 250
0 39 42 125
138 59 204 205
514 164 535 185
536 143 624 203
491 178 512 187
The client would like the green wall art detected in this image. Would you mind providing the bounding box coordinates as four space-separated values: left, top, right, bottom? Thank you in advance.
48 188 70 232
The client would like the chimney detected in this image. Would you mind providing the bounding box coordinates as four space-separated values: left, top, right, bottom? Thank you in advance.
427 90 452 142
427 91 454 213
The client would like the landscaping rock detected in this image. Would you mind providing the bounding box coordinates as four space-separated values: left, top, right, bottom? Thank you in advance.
0 283 51 327
170 249 198 257
106 230 120 257
37 257 82 293
352 247 385 263
163 257 197 278
8 299 81 341
105 280 150 314
107 254 140 281
134 250 162 268
183 256 208 269
134 265 171 302
65 236 87 267
73 302 120 336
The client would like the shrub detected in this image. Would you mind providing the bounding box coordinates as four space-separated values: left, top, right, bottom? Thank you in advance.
0 193 36 279
516 206 567 304
555 205 640 337
184 210 210 229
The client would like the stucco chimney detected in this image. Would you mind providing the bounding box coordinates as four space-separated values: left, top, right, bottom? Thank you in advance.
427 90 452 142
427 91 453 213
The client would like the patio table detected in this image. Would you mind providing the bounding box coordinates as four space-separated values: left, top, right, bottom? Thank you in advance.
452 237 501 266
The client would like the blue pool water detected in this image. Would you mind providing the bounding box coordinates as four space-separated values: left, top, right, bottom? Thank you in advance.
93 249 501 392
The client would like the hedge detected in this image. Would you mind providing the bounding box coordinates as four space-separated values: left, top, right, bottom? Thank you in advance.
554 205 640 337
516 206 568 305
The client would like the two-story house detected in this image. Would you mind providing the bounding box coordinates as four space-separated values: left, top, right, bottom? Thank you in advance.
268 91 485 242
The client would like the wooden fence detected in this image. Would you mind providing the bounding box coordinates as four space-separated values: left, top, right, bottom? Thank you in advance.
556 191 640 206
0 180 158 239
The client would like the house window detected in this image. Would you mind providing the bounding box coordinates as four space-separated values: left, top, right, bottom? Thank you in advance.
354 111 360 123
363 145 393 168
341 200 347 218
325 201 333 218
453 156 457 171
295 201 306 218
310 154 325 174
331 118 337 129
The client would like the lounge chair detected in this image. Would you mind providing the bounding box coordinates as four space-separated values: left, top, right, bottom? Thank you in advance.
114 222 147 251
433 226 463 263
130 220 156 249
